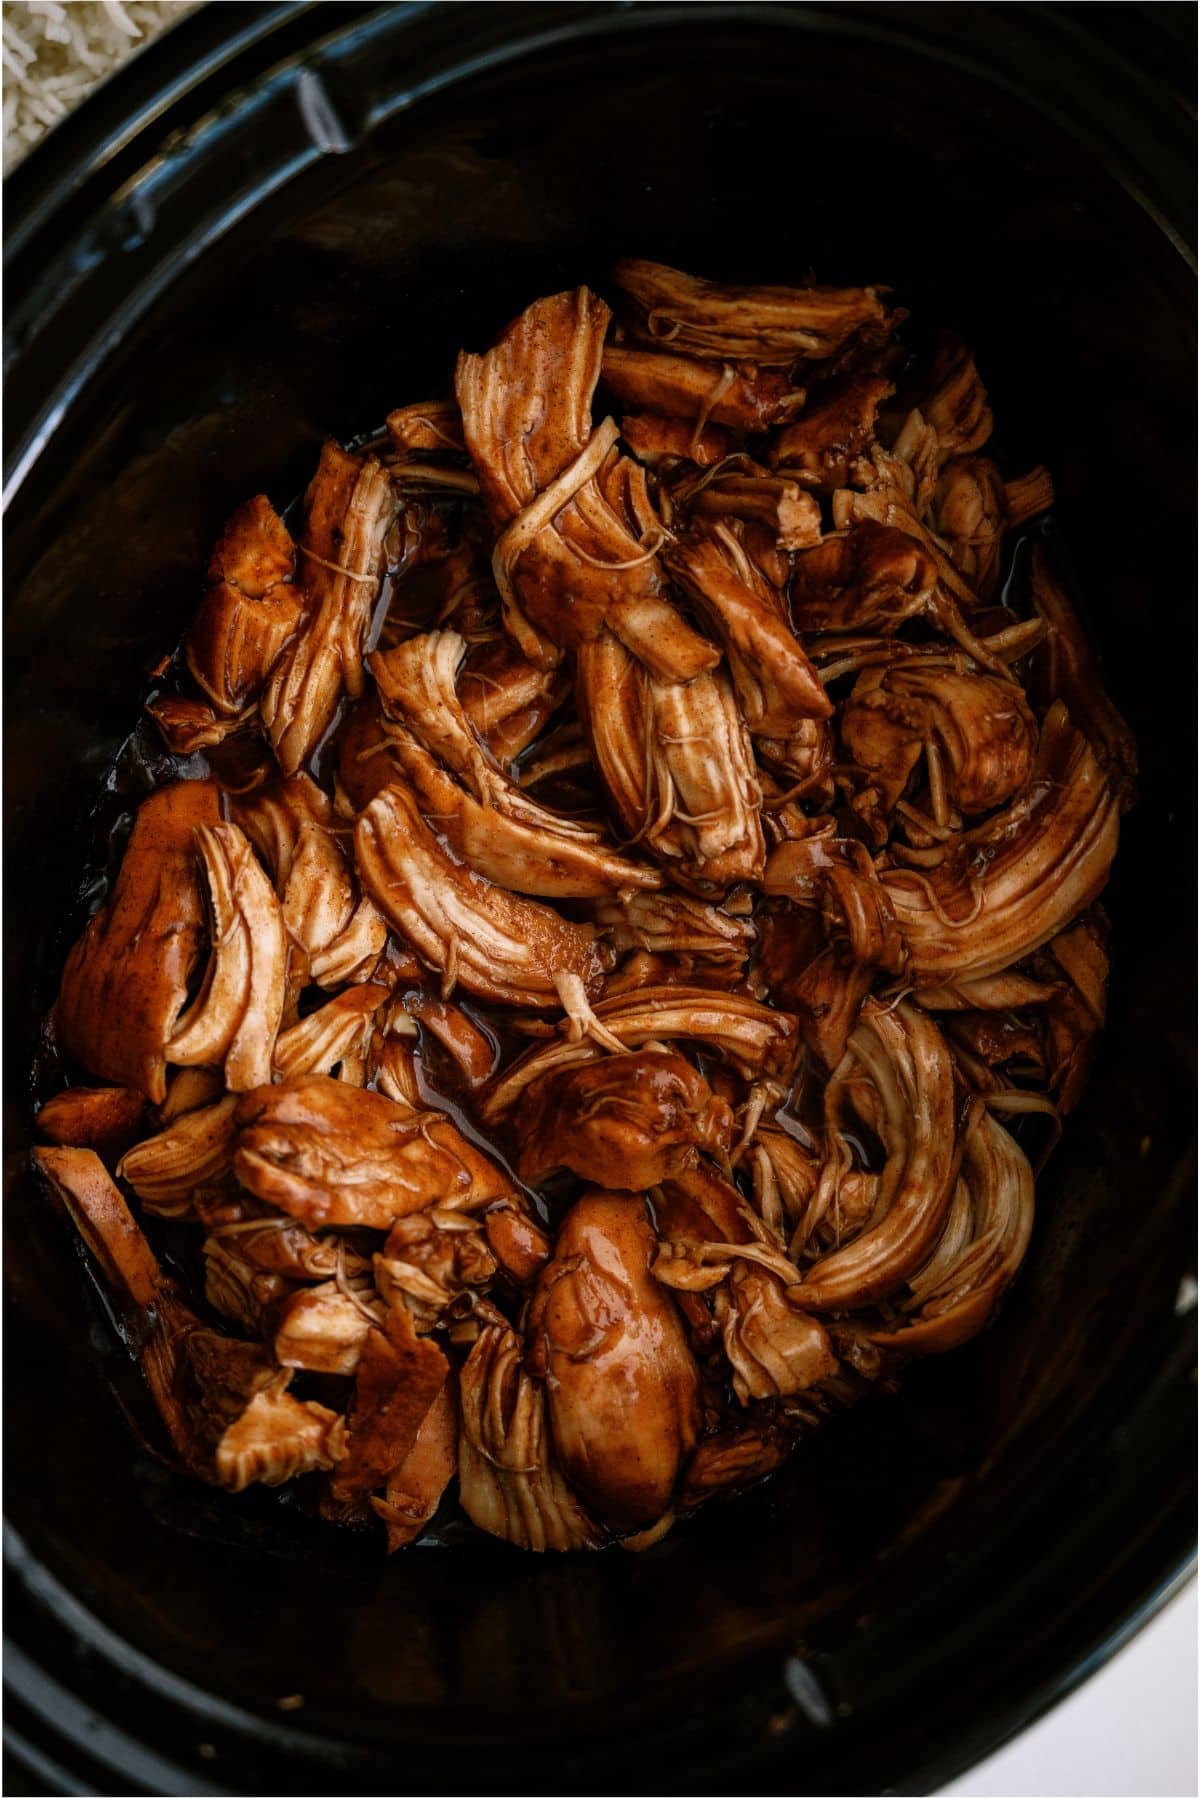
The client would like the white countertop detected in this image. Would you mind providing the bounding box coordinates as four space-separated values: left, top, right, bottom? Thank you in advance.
942 1581 1197 1797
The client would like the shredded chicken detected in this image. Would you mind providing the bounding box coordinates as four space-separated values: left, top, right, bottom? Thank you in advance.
261 444 396 774
457 289 670 668
186 495 303 716
458 1321 602 1551
790 1000 966 1310
117 1094 240 1216
233 773 388 986
612 259 892 363
35 1085 147 1161
577 631 765 893
883 703 1119 987
166 823 288 1091
38 260 1128 1554
371 630 660 898
516 1050 734 1189
771 372 895 491
355 782 607 1007
526 1193 701 1530
603 346 806 431
665 532 831 736
33 1148 345 1488
233 1073 519 1229
840 659 1037 819
56 780 222 1104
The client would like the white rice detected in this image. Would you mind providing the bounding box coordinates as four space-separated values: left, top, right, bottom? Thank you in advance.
3 0 199 172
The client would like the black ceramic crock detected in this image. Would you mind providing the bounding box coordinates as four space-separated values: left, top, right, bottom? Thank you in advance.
4 5 1196 1794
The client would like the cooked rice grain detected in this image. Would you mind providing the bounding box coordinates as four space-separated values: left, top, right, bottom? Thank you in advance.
3 0 198 172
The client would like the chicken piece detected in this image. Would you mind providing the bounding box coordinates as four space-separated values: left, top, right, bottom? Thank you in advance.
484 1205 552 1287
918 338 993 463
458 637 570 763
747 1124 822 1232
612 259 891 364
715 1261 838 1403
478 984 797 1127
329 1307 450 1504
273 984 389 1082
1029 546 1137 806
367 1004 422 1107
516 719 593 791
457 289 674 669
650 1161 797 1292
163 823 287 1092
526 1192 701 1531
261 443 396 774
515 1050 734 1189
356 782 606 1006
762 833 906 1067
665 533 831 736
35 1144 160 1304
605 588 722 683
656 1158 758 1237
32 1148 345 1489
864 1109 1034 1360
910 970 1059 1013
577 631 765 894
602 345 805 431
770 372 894 491
233 773 388 987
371 1374 458 1551
371 628 498 793
840 659 1038 819
771 1138 878 1266
386 399 465 456
233 1073 519 1229
756 773 832 848
1025 912 1111 1114
1004 465 1055 526
35 1085 147 1161
203 1233 295 1336
889 407 942 519
757 915 876 1072
375 1208 498 1328
789 1001 967 1311
789 519 940 634
56 780 221 1104
272 1278 383 1374
185 495 303 716
832 436 1004 638
931 456 1008 596
682 472 822 551
650 1159 758 1268
389 730 659 903
884 703 1119 988
117 1094 239 1216
756 717 836 798
145 695 257 755
371 631 660 899
722 516 793 590
207 1207 372 1282
941 1011 1047 1085
404 994 497 1087
620 411 731 468
680 1419 793 1508
458 1320 602 1551
591 887 755 978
